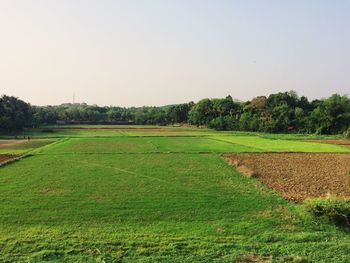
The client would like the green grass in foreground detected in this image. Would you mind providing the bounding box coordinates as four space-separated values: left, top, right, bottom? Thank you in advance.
1 126 350 262
1 152 350 262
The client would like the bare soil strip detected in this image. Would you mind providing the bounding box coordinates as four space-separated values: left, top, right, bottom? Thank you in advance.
305 139 350 147
225 153 350 202
0 155 18 164
29 128 173 132
0 140 26 147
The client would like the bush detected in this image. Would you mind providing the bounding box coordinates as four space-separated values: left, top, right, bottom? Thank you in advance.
305 197 350 227
344 127 350 139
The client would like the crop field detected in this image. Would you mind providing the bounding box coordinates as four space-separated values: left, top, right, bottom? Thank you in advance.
213 136 350 152
1 127 350 262
44 137 261 154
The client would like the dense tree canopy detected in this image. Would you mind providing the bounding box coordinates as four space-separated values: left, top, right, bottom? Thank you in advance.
0 95 32 132
1 92 349 135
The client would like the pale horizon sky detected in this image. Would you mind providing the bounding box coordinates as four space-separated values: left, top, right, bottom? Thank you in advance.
0 0 349 106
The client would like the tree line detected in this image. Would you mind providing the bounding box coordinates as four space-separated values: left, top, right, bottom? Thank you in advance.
1 91 349 136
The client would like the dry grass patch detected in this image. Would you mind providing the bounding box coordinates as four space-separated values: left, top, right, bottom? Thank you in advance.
38 188 67 195
236 254 271 263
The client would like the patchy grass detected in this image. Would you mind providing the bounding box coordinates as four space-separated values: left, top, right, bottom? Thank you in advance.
2 152 350 262
0 139 56 154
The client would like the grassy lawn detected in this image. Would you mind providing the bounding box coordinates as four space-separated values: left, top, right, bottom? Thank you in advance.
2 153 350 262
1 126 350 262
148 137 261 153
213 135 350 152
43 137 158 153
42 137 261 154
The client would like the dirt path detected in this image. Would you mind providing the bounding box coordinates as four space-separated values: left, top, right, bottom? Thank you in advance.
225 153 350 202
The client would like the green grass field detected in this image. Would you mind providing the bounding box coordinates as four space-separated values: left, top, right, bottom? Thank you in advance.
1 127 350 262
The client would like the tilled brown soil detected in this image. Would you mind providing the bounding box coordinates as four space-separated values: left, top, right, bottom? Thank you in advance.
305 139 350 147
225 153 350 202
0 155 17 164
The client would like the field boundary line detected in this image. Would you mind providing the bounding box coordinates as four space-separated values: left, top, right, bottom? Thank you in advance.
29 137 71 154
77 160 227 198
34 150 277 155
78 161 176 185
208 137 264 152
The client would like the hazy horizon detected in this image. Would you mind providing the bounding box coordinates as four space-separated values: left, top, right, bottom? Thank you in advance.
1 0 349 107
1 90 349 108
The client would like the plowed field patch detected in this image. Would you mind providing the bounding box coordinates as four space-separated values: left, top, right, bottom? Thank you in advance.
225 153 350 202
0 155 17 164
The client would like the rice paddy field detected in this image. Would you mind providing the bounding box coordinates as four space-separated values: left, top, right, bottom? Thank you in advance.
1 126 350 262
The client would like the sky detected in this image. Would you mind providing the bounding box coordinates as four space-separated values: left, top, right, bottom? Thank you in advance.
0 0 349 106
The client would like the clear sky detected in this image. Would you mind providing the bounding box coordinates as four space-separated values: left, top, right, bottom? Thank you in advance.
0 0 349 106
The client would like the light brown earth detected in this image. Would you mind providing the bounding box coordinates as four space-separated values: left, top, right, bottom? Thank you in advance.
0 140 26 147
305 139 350 147
225 153 350 202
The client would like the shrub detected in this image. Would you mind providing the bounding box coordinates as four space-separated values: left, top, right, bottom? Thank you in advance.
344 127 350 139
304 197 350 227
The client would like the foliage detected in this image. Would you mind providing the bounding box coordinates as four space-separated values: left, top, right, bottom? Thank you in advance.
305 197 350 228
344 127 350 139
1 92 350 135
0 95 32 132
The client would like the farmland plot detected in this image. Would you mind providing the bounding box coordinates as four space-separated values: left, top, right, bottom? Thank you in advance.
0 153 300 262
43 137 261 154
213 135 350 152
1 128 350 262
43 137 158 153
148 137 261 153
305 139 350 147
226 153 350 202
